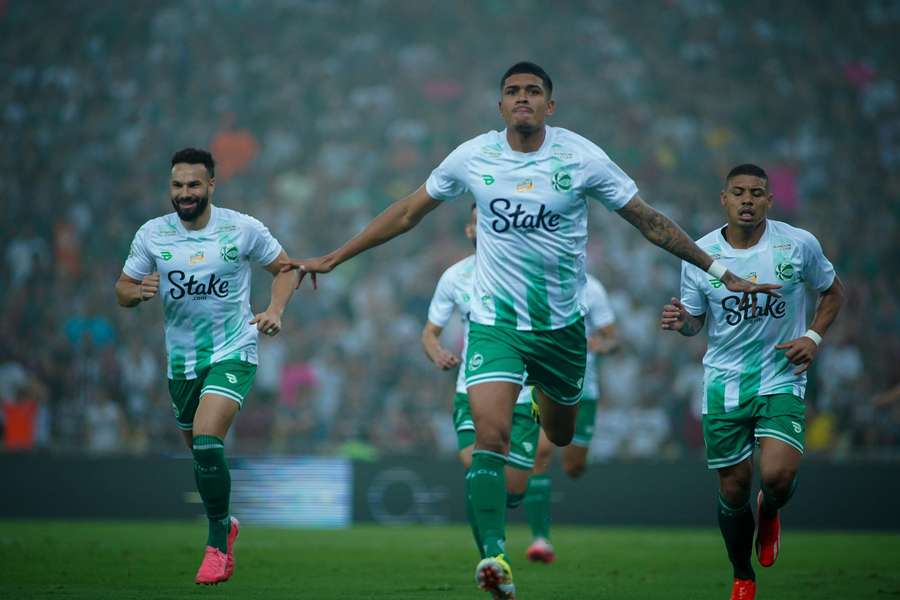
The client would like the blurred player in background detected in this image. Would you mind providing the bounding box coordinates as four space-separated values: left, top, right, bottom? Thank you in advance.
524 272 618 563
660 164 844 600
115 148 299 585
422 204 540 561
283 62 777 600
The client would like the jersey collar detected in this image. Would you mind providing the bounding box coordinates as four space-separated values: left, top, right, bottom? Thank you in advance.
500 125 554 159
716 218 771 256
176 204 219 236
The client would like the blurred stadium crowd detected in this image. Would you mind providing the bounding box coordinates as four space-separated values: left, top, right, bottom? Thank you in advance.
2 1 898 458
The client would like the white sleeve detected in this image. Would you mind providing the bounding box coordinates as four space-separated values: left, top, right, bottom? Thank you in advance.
426 269 457 327
581 143 639 211
425 143 471 201
245 215 283 266
586 279 615 328
798 229 836 292
679 261 708 317
122 224 155 280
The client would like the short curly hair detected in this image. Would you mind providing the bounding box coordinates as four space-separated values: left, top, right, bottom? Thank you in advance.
500 62 553 98
726 163 767 185
171 147 215 178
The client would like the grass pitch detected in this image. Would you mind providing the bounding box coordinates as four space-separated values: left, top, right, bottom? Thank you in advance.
1 521 898 599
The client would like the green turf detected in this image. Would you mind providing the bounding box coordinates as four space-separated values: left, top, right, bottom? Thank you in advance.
1 521 898 599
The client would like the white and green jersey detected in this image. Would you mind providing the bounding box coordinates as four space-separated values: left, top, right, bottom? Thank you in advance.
680 219 835 414
581 273 615 400
427 254 532 405
123 206 283 379
425 125 637 332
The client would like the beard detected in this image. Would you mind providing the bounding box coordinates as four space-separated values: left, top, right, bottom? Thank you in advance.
171 194 209 222
510 112 541 136
512 121 536 134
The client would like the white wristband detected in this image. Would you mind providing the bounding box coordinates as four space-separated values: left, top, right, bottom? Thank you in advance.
803 329 822 346
707 260 728 280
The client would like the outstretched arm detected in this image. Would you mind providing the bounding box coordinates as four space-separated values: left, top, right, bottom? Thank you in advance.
282 185 442 285
617 195 781 297
617 195 713 270
775 276 845 374
249 250 300 336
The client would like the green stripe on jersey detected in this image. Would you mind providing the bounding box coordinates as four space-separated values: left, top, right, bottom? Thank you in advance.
223 312 243 347
707 372 726 413
167 298 188 377
494 292 518 328
738 341 763 404
194 317 214 372
558 254 577 321
772 346 791 378
171 347 186 378
524 251 551 330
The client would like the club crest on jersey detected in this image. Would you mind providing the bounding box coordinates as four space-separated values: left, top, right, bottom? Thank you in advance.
189 250 205 265
220 244 239 263
551 169 572 192
775 262 795 281
160 251 173 261
482 174 495 185
709 278 723 288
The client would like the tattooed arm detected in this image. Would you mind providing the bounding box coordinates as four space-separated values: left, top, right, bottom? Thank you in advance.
616 195 781 296
660 298 706 337
680 313 706 336
616 195 713 271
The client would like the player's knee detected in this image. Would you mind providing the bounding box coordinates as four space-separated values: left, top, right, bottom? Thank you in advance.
761 466 797 497
474 423 511 454
544 426 574 447
474 433 510 455
719 473 752 506
720 485 750 507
